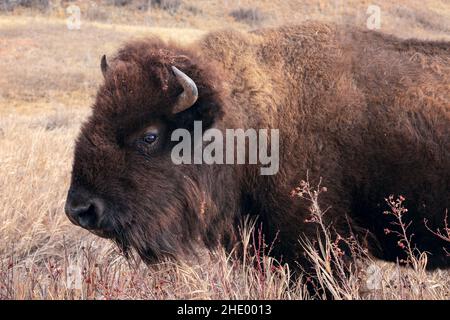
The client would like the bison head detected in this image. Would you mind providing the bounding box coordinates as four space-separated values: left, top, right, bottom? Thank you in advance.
64 39 232 262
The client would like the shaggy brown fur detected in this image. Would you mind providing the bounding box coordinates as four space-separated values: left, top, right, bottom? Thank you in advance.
66 22 450 270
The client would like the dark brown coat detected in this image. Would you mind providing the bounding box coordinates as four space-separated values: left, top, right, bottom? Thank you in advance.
67 22 450 269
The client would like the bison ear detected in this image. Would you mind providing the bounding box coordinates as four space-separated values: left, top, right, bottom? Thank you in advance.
100 55 108 79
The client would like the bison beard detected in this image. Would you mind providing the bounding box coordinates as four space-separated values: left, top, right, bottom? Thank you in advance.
65 22 450 271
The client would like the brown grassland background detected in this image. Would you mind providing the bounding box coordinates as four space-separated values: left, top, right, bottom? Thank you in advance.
0 0 449 299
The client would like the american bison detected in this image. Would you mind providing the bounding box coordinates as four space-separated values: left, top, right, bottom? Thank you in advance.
65 22 450 270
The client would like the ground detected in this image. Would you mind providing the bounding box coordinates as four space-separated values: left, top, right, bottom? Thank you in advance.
0 0 449 299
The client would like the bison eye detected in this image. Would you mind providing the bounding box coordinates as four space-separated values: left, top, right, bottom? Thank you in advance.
143 133 158 144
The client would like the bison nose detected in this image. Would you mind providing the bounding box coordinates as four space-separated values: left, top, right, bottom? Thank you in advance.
65 196 105 230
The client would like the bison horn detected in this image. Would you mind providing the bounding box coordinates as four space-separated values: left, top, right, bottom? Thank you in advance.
171 66 198 114
100 55 108 78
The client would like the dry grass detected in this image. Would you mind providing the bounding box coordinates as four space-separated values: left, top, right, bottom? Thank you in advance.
0 0 449 300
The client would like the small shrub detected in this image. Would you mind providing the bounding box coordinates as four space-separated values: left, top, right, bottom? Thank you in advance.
152 0 181 14
107 0 181 14
230 7 266 26
31 110 72 131
85 4 109 22
0 0 50 11
185 4 202 16
108 0 133 6
44 113 70 131
394 6 450 33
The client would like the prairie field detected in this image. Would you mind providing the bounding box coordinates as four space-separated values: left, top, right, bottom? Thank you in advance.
0 0 449 300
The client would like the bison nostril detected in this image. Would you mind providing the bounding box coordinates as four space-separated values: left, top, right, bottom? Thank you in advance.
66 199 104 230
76 204 98 229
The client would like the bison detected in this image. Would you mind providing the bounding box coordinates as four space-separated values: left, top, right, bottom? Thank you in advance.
65 22 450 270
